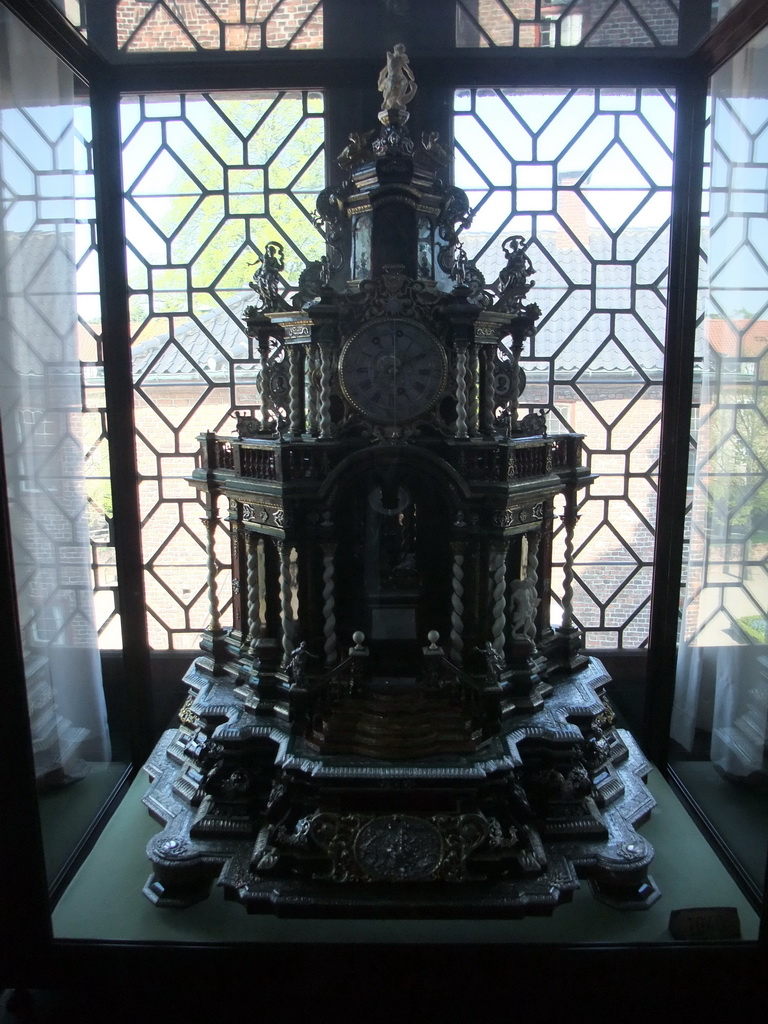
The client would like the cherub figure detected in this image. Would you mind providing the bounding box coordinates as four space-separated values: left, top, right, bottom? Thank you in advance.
377 43 417 111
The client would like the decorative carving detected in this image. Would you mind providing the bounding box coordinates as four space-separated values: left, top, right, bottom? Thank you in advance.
285 641 317 687
438 187 473 247
420 131 450 168
342 270 443 327
493 235 535 313
489 542 508 653
142 46 658 920
292 260 328 308
518 408 547 436
247 241 290 313
355 815 442 881
337 130 376 171
492 507 516 528
509 578 537 641
377 44 417 113
450 546 465 664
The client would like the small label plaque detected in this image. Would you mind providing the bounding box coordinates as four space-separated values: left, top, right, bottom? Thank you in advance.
668 907 741 941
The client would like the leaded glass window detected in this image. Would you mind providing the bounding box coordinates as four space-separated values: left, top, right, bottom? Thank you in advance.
455 86 675 647
456 0 680 48
121 89 325 648
115 0 323 52
76 104 119 646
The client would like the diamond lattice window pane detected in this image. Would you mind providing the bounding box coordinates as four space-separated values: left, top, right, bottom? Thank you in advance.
456 86 674 646
121 90 325 648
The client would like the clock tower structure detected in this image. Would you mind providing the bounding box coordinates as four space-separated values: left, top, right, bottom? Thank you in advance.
142 48 659 916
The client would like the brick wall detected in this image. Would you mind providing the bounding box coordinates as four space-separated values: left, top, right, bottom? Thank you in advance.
458 0 678 47
116 0 323 52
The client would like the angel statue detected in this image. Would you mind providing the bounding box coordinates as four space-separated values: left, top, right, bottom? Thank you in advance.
377 43 417 111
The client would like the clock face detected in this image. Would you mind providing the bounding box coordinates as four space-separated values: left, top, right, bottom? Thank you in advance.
339 318 447 424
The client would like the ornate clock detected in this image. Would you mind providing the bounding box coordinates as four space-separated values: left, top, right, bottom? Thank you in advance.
338 317 447 423
142 44 660 920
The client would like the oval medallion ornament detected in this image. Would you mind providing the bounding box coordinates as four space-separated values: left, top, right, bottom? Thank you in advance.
354 814 443 881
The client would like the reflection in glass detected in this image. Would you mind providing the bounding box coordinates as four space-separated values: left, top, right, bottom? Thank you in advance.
672 24 768 898
0 8 121 885
456 0 679 49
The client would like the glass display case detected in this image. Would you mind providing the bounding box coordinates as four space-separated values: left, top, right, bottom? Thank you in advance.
1 0 766 1009
670 20 768 907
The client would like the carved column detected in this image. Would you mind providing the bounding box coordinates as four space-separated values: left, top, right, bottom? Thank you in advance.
450 541 465 664
306 342 320 436
526 529 541 636
277 539 295 665
257 331 273 428
468 345 480 437
319 341 333 439
455 342 469 439
288 345 305 437
203 494 223 642
321 542 338 665
481 346 495 434
560 488 579 632
508 335 524 431
488 540 509 654
246 532 267 652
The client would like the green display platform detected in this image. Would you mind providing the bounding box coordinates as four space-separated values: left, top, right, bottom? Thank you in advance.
52 769 760 944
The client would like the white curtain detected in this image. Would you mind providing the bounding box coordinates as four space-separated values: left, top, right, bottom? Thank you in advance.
0 10 110 783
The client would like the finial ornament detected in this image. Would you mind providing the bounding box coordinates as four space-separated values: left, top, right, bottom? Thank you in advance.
377 43 417 115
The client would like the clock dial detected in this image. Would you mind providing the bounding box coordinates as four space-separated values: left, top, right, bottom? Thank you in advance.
339 318 447 423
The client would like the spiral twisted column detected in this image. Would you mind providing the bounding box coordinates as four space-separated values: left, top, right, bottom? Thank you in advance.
246 531 261 650
450 542 465 664
560 489 579 631
526 530 541 631
455 344 469 439
277 539 295 665
489 541 509 653
321 542 337 665
288 345 304 437
319 342 333 439
307 343 319 436
203 495 221 636
257 334 273 428
482 347 495 434
468 346 480 436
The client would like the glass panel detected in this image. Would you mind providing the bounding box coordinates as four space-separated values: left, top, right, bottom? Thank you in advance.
76 103 122 649
456 0 679 48
121 90 325 649
711 1 744 26
0 7 125 888
455 87 675 648
51 0 86 35
672 24 768 900
116 0 323 52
